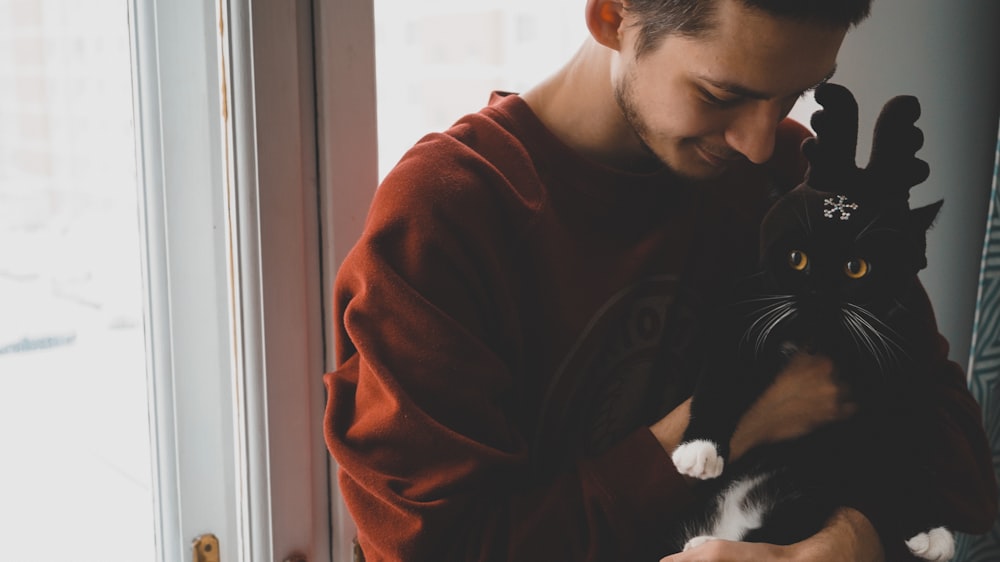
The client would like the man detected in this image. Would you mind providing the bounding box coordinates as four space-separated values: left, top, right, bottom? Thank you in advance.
324 1 997 560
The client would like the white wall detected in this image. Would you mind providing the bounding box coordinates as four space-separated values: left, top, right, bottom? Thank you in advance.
832 0 1000 371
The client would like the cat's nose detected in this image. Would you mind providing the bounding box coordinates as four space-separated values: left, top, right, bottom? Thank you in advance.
802 288 831 305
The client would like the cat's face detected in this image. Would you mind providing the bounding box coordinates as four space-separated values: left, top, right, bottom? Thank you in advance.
758 186 940 313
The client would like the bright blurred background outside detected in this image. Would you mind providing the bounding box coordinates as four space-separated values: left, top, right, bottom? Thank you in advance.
0 1 153 560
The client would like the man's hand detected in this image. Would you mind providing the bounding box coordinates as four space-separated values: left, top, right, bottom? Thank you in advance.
650 352 856 463
659 507 885 562
729 351 857 460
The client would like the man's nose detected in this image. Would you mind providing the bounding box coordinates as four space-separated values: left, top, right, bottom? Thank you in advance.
724 101 784 164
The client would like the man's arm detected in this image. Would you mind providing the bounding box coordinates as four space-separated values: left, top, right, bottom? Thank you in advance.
650 353 880 561
659 508 884 562
650 352 856 465
325 133 704 561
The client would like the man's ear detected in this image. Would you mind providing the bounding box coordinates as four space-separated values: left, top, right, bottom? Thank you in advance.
586 0 626 50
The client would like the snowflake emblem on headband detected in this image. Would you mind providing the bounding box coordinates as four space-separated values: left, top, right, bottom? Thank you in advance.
823 195 859 221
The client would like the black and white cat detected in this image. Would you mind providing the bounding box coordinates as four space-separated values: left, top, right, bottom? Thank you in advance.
670 84 953 561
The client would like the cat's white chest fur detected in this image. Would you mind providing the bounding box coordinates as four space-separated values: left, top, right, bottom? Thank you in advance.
682 472 773 551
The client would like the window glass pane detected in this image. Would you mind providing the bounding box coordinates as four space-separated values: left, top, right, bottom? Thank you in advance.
374 0 588 180
0 1 155 559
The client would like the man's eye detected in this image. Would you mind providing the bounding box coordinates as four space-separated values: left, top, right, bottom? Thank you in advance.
699 88 739 107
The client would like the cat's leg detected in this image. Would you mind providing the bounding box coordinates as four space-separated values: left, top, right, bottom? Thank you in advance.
672 439 725 479
672 372 744 478
905 527 955 562
673 355 777 480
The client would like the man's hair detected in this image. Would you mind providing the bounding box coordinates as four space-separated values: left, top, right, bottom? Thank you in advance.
624 0 873 57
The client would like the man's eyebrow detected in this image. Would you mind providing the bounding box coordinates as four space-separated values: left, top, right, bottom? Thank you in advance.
700 66 838 100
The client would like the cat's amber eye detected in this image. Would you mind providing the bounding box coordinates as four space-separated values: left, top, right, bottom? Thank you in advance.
788 250 809 271
844 258 870 279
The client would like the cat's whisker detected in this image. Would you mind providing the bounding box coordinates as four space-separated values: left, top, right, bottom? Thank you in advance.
855 225 903 243
756 307 797 356
843 310 879 362
739 295 794 303
741 300 794 342
732 296 789 328
847 310 892 367
745 301 793 334
794 212 810 234
742 300 796 357
841 314 883 372
841 315 867 356
846 304 912 362
799 193 813 234
842 310 877 359
734 294 794 310
891 299 913 315
742 310 774 346
739 300 792 320
843 307 908 371
843 309 890 372
853 214 883 242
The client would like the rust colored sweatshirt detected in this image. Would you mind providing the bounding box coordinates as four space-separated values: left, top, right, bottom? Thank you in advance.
324 92 996 561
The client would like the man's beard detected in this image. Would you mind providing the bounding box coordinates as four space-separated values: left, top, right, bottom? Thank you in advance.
612 72 736 182
612 71 661 167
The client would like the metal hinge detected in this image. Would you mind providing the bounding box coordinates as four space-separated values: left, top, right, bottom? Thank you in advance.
192 534 220 562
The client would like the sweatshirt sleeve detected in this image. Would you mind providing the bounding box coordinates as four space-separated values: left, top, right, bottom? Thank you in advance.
323 136 696 561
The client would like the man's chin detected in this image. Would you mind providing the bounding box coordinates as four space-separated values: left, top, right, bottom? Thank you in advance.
639 143 729 182
642 142 735 182
661 157 733 183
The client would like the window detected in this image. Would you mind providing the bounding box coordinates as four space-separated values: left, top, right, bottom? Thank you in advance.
0 1 154 558
133 0 338 559
1 0 360 560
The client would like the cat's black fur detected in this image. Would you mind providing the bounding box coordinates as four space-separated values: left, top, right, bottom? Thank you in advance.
668 84 951 560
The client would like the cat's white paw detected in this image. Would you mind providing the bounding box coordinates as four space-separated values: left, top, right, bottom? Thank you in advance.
671 440 724 479
683 535 718 551
905 527 955 562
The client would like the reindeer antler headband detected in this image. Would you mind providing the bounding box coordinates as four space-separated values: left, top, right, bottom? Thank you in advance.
801 83 930 209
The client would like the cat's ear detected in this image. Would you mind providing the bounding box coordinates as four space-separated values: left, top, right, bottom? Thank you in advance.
909 200 943 271
910 200 943 233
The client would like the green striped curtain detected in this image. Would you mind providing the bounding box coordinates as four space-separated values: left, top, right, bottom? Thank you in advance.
955 122 1000 561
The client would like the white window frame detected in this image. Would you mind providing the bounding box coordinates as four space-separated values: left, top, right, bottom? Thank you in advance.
313 0 378 558
129 0 376 559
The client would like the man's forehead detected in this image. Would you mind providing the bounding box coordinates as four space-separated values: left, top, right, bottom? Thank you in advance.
666 0 847 98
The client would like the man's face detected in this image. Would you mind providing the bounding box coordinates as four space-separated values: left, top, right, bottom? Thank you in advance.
612 0 846 180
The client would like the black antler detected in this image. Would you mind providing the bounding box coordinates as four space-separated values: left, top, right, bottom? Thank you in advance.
866 95 930 202
801 83 862 194
801 83 929 204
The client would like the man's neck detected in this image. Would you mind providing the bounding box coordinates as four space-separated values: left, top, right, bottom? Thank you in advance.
521 39 657 172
